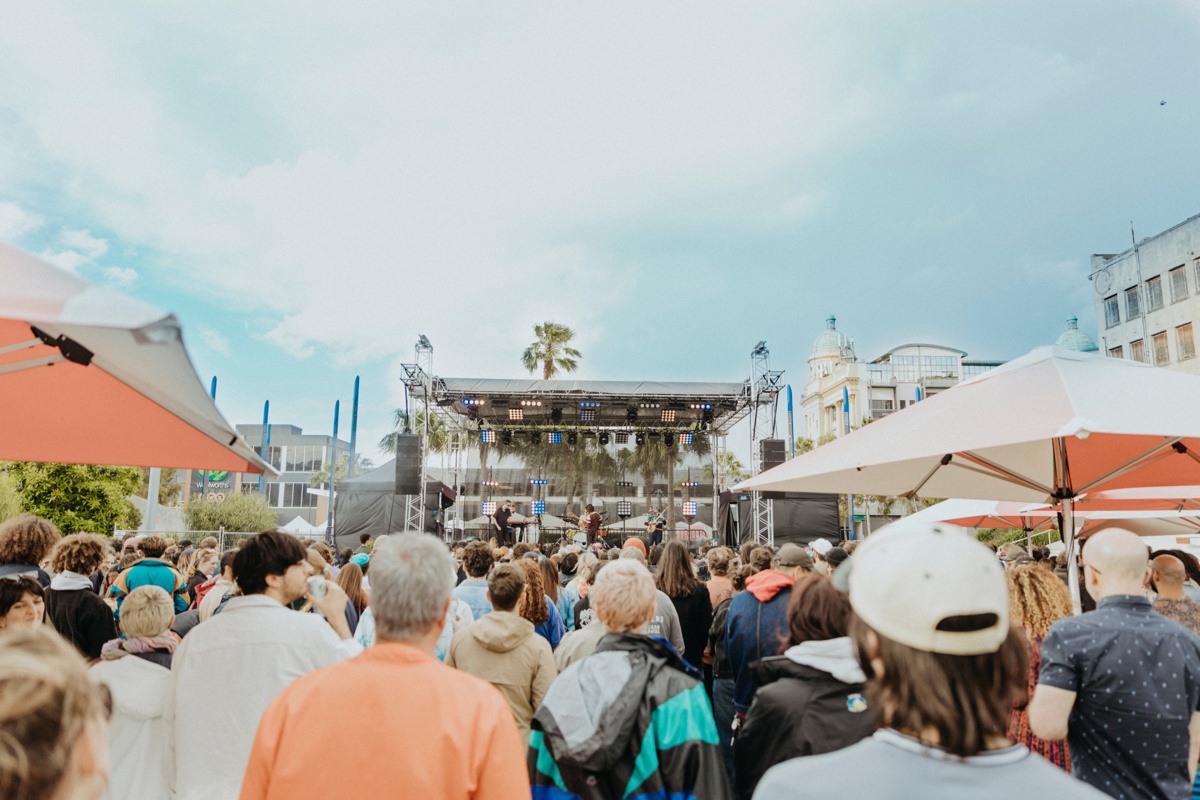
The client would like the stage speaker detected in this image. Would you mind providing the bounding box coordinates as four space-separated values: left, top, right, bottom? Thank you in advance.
394 433 423 494
759 438 787 471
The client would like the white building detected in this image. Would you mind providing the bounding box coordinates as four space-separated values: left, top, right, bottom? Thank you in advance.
1090 213 1200 375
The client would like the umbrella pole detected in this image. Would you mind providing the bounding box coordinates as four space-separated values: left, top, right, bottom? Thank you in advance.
1063 499 1082 615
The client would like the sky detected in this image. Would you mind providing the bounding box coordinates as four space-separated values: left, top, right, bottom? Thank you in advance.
2 1 1199 464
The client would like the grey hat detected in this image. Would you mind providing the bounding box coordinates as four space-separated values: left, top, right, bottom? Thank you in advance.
778 543 814 569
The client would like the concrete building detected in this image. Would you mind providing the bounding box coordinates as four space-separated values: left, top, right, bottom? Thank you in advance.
801 316 1003 443
1090 212 1200 375
1055 316 1098 352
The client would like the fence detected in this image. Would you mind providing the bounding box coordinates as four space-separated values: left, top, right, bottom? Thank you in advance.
113 528 327 551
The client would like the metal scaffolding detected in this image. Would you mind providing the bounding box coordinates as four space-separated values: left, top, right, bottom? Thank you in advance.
748 341 784 545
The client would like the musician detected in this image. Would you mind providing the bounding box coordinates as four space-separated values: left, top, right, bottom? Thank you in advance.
646 506 665 547
492 501 514 546
581 503 602 546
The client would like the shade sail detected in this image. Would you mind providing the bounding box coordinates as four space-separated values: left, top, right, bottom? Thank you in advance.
0 242 273 473
900 499 1058 531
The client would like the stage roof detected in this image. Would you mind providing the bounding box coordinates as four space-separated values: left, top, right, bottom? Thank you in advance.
410 376 756 434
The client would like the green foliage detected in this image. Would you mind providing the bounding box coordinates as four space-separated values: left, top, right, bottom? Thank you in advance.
309 452 375 488
380 410 449 454
137 468 183 506
3 462 141 535
521 321 582 379
0 471 23 523
184 491 278 533
975 527 1061 547
795 437 815 455
703 450 748 488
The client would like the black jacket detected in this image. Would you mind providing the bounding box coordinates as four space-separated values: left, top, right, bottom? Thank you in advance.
668 581 713 670
708 597 734 679
45 588 117 660
734 654 876 800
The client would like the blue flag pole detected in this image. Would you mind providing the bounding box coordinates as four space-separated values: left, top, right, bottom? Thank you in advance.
257 400 270 495
348 376 360 478
326 401 340 545
843 385 855 539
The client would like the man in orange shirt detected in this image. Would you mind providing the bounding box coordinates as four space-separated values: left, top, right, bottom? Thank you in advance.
240 534 530 800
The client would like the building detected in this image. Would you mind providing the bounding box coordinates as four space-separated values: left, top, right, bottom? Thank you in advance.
1090 212 1200 374
1055 316 1099 352
801 316 1003 443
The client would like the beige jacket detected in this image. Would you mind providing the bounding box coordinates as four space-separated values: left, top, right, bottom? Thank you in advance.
445 610 556 742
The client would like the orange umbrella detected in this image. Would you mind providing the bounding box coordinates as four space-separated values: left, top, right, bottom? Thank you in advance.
0 242 273 473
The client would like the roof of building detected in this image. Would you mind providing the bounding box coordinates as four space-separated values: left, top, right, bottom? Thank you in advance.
811 315 855 359
1055 316 1098 352
870 343 968 362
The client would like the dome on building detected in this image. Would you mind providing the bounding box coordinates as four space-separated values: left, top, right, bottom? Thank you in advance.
1056 316 1098 352
811 315 855 359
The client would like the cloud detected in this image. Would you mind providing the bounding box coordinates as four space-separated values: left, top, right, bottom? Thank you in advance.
198 325 231 356
0 201 43 239
102 265 138 287
60 228 108 259
39 248 91 273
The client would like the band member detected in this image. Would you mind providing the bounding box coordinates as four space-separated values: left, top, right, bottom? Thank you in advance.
492 501 514 546
646 506 665 547
581 504 602 546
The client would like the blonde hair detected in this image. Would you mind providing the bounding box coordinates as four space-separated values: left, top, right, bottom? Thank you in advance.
186 548 218 581
0 627 110 800
305 549 331 578
705 547 732 577
591 559 656 633
119 586 174 638
1007 563 1072 639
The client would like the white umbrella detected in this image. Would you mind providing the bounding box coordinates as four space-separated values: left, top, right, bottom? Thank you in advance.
1 242 272 473
737 346 1200 610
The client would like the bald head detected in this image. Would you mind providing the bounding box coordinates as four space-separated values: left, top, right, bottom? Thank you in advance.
1084 529 1149 597
1152 555 1187 585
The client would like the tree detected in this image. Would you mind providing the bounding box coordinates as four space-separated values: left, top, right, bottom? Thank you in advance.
184 491 278 533
521 321 581 380
703 451 749 490
3 462 142 535
137 468 183 506
308 452 375 488
0 471 22 524
379 409 449 454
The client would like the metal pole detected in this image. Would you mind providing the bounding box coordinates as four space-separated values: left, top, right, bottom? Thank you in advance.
257 400 269 495
201 376 217 499
326 400 340 546
144 468 161 532
348 376 360 478
1064 499 1081 615
787 384 795 459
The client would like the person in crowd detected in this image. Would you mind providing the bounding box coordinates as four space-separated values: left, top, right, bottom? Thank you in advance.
656 539 712 669
109 535 189 613
89 545 116 595
556 561 612 670
241 534 529 799
648 543 663 574
1163 549 1200 603
196 550 237 621
453 540 495 621
537 556 562 624
572 558 606 630
646 506 666 547
726 543 812 718
91 586 176 799
618 547 687 652
167 530 360 800
708 564 754 783
0 627 112 800
823 546 849 573
44 533 116 661
337 561 369 617
557 551 579 628
735 573 874 800
558 550 578 588
755 522 1106 800
706 546 734 609
183 547 218 604
1031 528 1200 800
516 557 564 649
445 563 556 743
529 558 730 799
354 533 372 555
0 514 60 586
560 550 593 632
1150 553 1200 635
175 549 197 589
0 574 46 630
1005 563 1073 771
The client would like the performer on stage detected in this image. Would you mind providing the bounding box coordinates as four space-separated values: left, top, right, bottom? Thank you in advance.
646 506 665 547
580 503 602 546
492 501 514 546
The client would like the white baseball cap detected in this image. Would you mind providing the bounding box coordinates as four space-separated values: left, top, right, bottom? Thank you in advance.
809 538 833 555
844 522 1009 656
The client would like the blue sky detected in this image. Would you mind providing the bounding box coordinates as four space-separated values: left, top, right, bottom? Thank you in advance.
2 2 1198 464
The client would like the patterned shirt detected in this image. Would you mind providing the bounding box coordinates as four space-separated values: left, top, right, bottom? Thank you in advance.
1155 597 1200 637
1039 595 1200 800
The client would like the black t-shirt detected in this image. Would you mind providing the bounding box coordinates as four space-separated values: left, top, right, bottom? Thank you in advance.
494 509 512 529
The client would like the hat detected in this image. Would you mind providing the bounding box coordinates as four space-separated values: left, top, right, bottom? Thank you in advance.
824 546 849 570
809 538 833 555
778 543 813 569
844 522 1009 656
350 553 369 567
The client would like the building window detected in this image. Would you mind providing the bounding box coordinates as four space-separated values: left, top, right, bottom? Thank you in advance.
1178 323 1196 361
1108 346 1124 359
1147 276 1165 312
1130 339 1146 363
1125 286 1141 319
1104 295 1120 328
1171 265 1189 303
1194 258 1200 288
1153 331 1170 365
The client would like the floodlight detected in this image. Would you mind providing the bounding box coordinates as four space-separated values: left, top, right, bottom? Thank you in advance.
639 402 660 409
617 500 632 518
501 431 513 446
481 480 501 487
635 432 646 446
532 500 546 515
509 408 524 421
615 432 629 444
598 432 610 445
567 432 578 445
481 501 498 515
679 433 694 445
683 501 698 517
626 407 638 423
548 432 562 445
661 410 676 423
463 398 485 406
521 399 543 407
615 481 635 489
681 481 700 488
481 430 496 444
580 408 596 422
663 432 675 447
530 478 548 485
578 401 600 408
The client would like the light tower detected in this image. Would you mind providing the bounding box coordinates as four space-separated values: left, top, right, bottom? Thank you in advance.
748 341 784 545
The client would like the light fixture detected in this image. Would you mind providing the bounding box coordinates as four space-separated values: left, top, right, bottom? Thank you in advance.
550 408 563 423
702 409 714 424
688 403 713 410
532 500 546 515
578 401 600 408
520 399 543 407
679 433 694 445
509 408 524 421
683 501 698 517
481 430 496 443
547 432 562 445
598 432 610 445
661 410 676 423
615 481 635 488
617 500 632 518
501 431 512 445
635 432 646 446
626 407 638 423
463 398 486 406
567 432 578 445
481 501 498 515
681 481 700 488
529 432 540 444
639 402 660 409
530 478 548 486
481 480 501 487
663 432 675 447
580 408 596 422
615 432 629 444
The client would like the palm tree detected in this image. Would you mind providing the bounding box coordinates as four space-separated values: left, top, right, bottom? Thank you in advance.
522 321 581 380
379 409 449 454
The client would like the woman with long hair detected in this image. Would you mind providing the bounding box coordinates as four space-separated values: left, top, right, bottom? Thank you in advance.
655 540 711 668
1006 562 1073 771
184 548 218 604
517 558 564 649
337 562 369 615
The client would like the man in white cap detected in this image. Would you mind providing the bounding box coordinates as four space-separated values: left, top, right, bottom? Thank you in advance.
754 523 1107 799
1030 528 1200 800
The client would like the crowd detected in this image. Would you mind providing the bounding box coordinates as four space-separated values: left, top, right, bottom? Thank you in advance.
3 510 1200 799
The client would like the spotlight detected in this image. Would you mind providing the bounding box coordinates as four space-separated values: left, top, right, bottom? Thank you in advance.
615 433 629 444
681 481 700 488
616 500 632 518
615 481 635 488
661 410 676 423
635 432 646 446
683 501 698 517
598 432 610 445
580 408 596 422
463 398 486 406
578 401 600 408
567 432 578 445
679 433 694 445
481 430 496 443
509 408 524 421
532 500 546 515
663 432 675 447
529 432 540 444
520 399 543 407
481 480 501 487
530 478 548 485
639 403 660 409
481 501 498 515
688 403 713 410
703 409 714 424
626 407 638 423
501 431 513 446
548 432 562 445
550 408 563 423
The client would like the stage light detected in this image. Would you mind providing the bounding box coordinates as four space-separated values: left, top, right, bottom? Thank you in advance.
520 399 543 407
548 432 562 445
598 432 610 445
579 401 600 408
481 480 501 487
482 501 498 515
626 407 638 423
681 481 700 488
616 500 632 518
529 432 540 444
635 432 646 446
688 403 713 410
481 430 496 443
463 398 486 406
567 432 578 445
530 478 548 485
663 432 675 447
532 500 546 515
639 402 660 409
501 431 512 445
615 432 629 444
615 481 635 488
661 410 676 423
703 408 714 424
509 408 524 421
679 433 694 445
683 501 698 517
580 408 596 422
550 408 563 423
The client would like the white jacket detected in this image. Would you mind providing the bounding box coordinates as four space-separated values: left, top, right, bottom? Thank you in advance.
166 595 361 800
91 656 172 800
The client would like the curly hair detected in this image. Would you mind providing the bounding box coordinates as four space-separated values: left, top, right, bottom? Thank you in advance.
461 541 494 579
705 547 732 577
1007 563 1072 639
516 558 549 627
0 516 61 567
48 534 108 576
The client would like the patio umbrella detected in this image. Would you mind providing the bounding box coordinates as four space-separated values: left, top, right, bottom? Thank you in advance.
1 242 271 473
900 498 1058 532
736 346 1200 610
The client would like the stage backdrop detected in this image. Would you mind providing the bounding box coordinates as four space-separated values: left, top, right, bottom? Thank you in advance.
332 459 453 552
733 491 840 546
